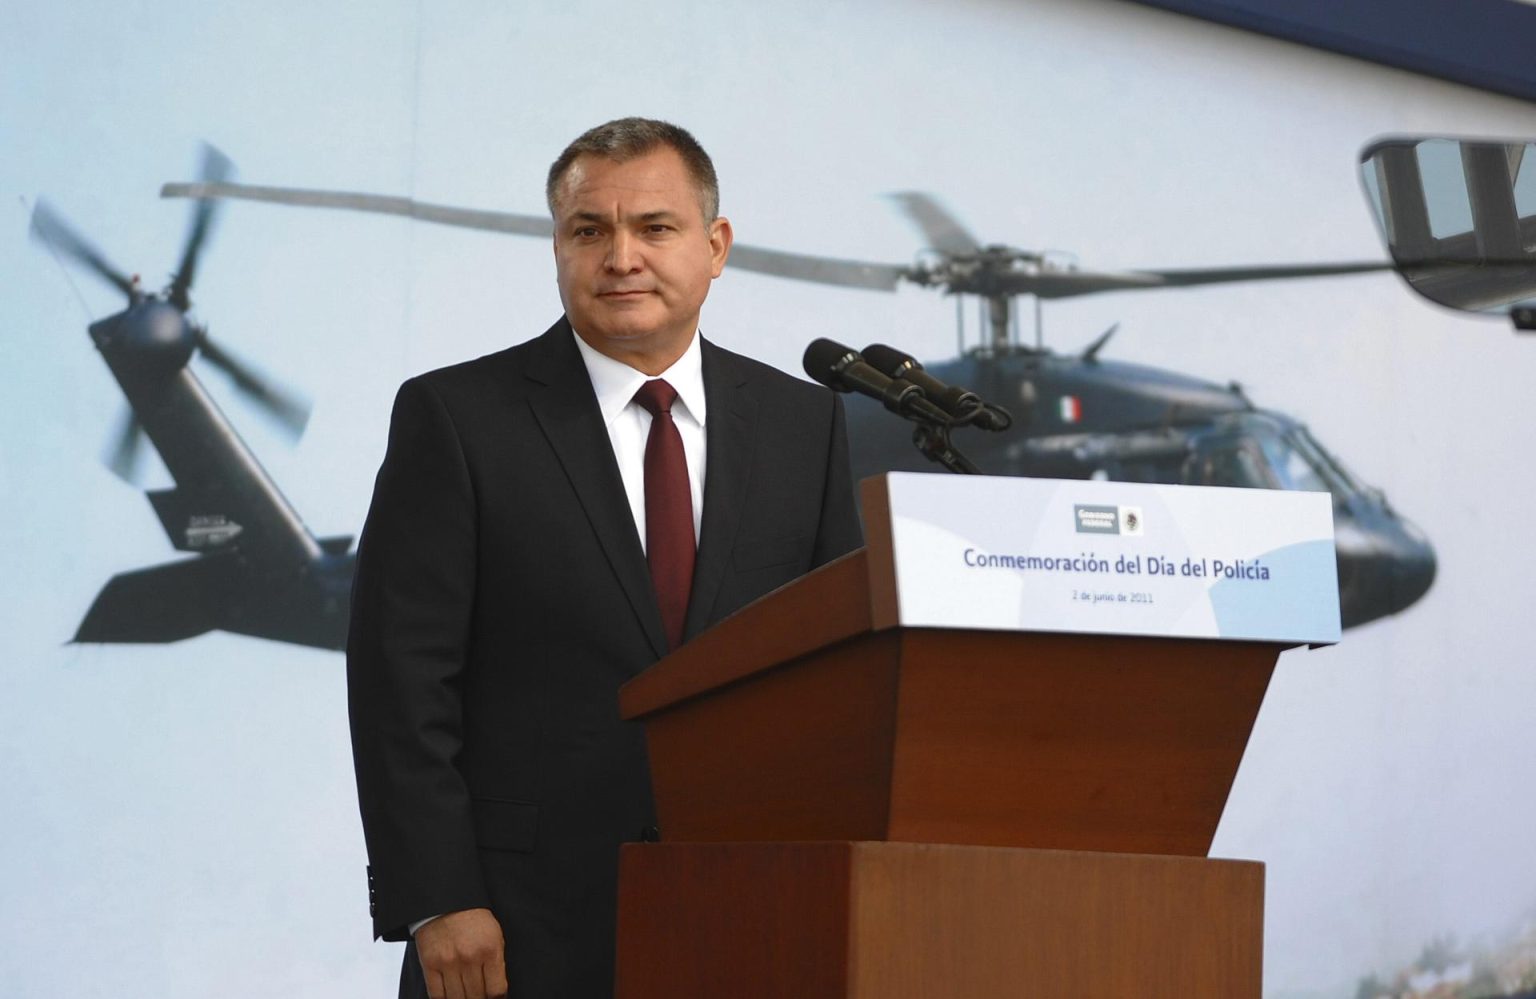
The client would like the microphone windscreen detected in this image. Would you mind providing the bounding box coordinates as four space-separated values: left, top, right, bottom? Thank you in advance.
802 338 859 389
860 343 917 376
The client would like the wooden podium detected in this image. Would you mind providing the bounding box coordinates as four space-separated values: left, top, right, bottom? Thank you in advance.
614 477 1299 998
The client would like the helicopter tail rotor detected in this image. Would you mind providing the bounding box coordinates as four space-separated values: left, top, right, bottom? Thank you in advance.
170 146 311 438
104 408 146 483
30 200 138 300
94 326 312 485
193 328 311 438
167 144 234 312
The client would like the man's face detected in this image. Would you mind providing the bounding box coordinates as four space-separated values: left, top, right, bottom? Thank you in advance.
552 147 732 374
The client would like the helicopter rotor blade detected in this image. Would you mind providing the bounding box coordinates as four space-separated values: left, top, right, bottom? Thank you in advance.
161 178 909 290
194 331 312 439
160 178 1390 305
725 244 907 291
998 271 1165 298
30 200 137 299
1144 261 1394 288
167 144 235 312
103 408 145 483
161 180 555 238
888 192 982 255
997 260 1395 299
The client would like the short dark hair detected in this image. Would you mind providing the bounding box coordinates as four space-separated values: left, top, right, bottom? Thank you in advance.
546 117 720 221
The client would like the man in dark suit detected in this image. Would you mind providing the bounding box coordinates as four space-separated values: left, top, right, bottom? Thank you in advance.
347 118 863 999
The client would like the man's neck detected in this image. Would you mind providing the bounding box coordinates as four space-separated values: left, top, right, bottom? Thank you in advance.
569 325 697 376
571 325 708 431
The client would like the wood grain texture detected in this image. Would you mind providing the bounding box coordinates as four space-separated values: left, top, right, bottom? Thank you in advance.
848 842 1263 999
644 632 902 841
638 622 1279 854
886 630 1279 855
858 475 900 631
615 841 1264 999
615 842 855 999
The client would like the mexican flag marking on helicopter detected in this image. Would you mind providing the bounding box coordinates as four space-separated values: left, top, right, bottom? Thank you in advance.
1059 396 1081 422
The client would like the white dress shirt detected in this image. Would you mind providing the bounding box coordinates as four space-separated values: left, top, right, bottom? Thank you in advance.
570 328 707 548
409 329 708 939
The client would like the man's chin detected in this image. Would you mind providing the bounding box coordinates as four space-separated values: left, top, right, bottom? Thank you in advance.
593 293 662 320
575 319 661 349
587 308 675 343
573 316 696 365
592 323 660 344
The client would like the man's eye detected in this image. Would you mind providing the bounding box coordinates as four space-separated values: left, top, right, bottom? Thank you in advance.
575 227 600 238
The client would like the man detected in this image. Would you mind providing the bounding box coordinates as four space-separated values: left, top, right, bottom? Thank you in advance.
347 117 863 999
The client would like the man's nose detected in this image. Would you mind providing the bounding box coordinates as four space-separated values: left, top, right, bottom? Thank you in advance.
606 231 641 272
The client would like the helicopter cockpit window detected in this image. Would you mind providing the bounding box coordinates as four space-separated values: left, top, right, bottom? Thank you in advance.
1293 427 1366 495
1253 430 1331 494
1186 443 1273 489
1112 457 1186 485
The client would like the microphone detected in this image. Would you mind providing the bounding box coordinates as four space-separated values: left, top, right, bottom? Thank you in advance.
802 339 951 424
860 343 1012 431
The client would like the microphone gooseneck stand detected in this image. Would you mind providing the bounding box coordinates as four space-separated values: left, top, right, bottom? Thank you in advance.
908 395 1010 475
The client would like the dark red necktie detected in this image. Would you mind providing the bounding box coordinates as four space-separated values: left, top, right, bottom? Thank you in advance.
633 379 694 650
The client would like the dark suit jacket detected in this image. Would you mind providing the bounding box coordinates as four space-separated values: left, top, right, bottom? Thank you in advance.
347 318 862 998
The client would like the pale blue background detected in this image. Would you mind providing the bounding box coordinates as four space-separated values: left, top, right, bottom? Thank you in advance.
4 2 1536 996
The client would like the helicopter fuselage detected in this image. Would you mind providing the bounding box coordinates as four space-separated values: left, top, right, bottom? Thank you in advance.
844 347 1435 629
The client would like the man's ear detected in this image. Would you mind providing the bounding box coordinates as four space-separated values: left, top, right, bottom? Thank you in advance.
709 217 734 278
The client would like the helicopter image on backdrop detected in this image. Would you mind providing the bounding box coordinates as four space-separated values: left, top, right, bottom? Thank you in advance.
160 173 1433 630
32 148 355 651
815 196 1436 630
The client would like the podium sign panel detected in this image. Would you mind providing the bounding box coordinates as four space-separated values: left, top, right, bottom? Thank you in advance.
869 472 1340 644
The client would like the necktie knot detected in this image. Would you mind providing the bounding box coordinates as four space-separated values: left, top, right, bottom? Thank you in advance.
633 379 678 418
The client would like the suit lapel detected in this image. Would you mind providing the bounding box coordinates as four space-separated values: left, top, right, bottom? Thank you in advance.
525 320 669 660
684 340 757 640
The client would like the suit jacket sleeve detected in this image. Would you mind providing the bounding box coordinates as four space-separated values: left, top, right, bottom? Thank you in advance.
347 376 491 941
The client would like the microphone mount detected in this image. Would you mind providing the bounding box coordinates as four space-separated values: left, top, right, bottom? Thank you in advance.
861 343 1013 433
802 338 998 475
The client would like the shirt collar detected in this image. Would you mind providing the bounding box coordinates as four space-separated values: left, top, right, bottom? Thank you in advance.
571 327 707 428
